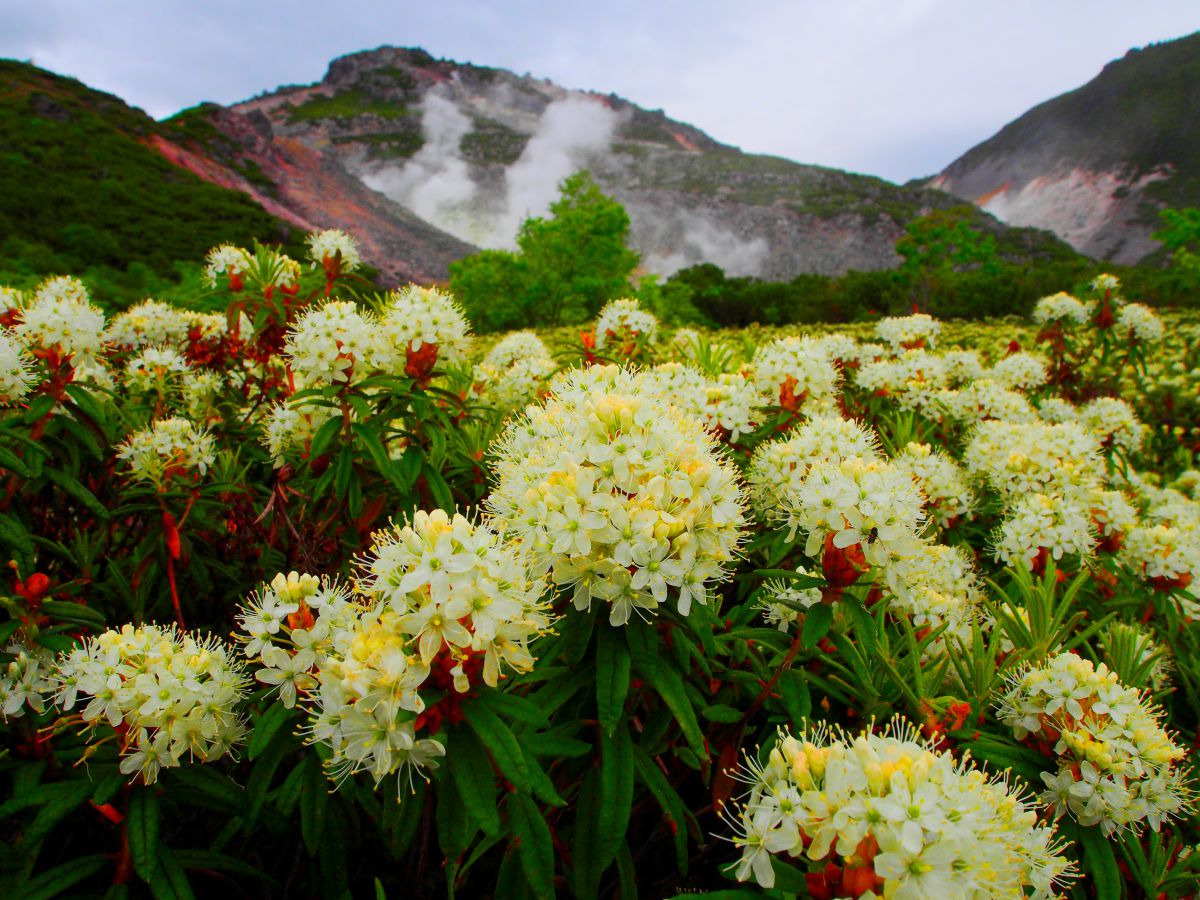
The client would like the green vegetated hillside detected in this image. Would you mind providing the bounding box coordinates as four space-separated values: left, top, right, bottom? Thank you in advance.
0 61 300 307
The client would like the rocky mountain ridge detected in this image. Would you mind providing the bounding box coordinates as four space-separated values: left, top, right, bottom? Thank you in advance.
930 31 1200 264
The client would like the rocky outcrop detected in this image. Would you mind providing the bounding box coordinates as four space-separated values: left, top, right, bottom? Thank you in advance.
931 31 1200 263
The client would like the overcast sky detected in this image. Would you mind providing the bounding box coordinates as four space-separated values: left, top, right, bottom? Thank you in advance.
3 1 1197 183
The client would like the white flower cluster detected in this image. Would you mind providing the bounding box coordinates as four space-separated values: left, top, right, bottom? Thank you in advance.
124 346 191 396
1120 522 1200 599
643 363 759 442
727 722 1072 896
0 641 56 719
203 244 250 288
472 356 559 412
890 442 973 529
260 399 340 468
1116 303 1164 343
942 349 986 384
0 327 34 404
883 543 984 647
988 352 1048 391
855 350 949 409
237 511 553 791
53 624 249 784
375 285 472 372
997 652 1191 834
488 366 746 625
105 299 193 348
749 336 840 410
1033 292 1090 325
936 379 1037 425
964 420 1104 501
992 491 1097 570
306 228 361 271
875 312 941 350
14 276 106 360
117 417 216 485
747 414 879 535
483 331 551 370
1078 397 1145 452
593 298 658 351
758 565 823 631
283 300 377 386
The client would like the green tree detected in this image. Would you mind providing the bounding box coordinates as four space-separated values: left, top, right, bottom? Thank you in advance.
1152 207 1200 284
450 171 640 330
895 207 998 311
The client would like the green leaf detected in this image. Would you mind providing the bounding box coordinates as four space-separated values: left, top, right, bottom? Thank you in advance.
559 609 595 665
506 793 556 899
463 698 531 793
769 855 811 893
333 446 354 499
596 722 634 873
437 776 473 858
20 779 93 848
151 843 195 900
0 445 32 477
521 732 592 758
173 850 280 889
596 623 631 736
300 755 328 856
248 702 294 761
0 512 34 568
632 747 689 873
779 669 812 725
18 854 108 900
39 600 106 629
572 769 602 900
43 468 109 520
701 704 743 724
448 725 500 836
802 603 834 649
478 689 549 729
1079 823 1122 900
625 618 658 680
128 788 161 885
647 663 707 760
754 568 825 588
351 423 404 490
308 415 343 461
520 745 565 807
422 461 454 511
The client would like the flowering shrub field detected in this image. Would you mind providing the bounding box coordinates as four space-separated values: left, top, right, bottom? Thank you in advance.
0 232 1198 898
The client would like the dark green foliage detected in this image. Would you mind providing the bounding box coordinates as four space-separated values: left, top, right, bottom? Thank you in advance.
0 61 297 307
450 171 640 330
285 88 409 123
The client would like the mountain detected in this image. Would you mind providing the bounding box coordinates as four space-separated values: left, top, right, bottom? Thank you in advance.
929 32 1200 264
1 50 1074 293
226 46 1067 280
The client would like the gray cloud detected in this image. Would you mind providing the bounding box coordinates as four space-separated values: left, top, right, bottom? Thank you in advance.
1 1 1198 181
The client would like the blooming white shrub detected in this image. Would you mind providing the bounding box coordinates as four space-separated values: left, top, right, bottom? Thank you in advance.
117 417 216 485
53 624 250 784
488 365 746 625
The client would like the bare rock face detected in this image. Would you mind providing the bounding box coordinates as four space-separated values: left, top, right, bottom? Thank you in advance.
228 46 996 279
930 32 1200 264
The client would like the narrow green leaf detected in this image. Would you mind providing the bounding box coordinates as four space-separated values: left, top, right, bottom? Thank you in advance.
1079 823 1122 900
422 462 454 511
616 840 638 900
18 853 108 900
521 731 592 758
625 618 658 680
701 704 742 724
248 702 294 761
333 446 354 499
300 755 328 856
173 850 280 888
462 699 531 793
448 725 501 836
648 663 708 760
39 600 106 629
632 747 689 873
507 793 556 899
596 623 631 736
151 843 196 900
559 610 595 665
520 744 566 807
596 722 634 873
572 770 601 900
43 468 109 520
478 690 549 729
308 416 342 461
779 669 812 725
128 788 161 885
802 603 834 649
